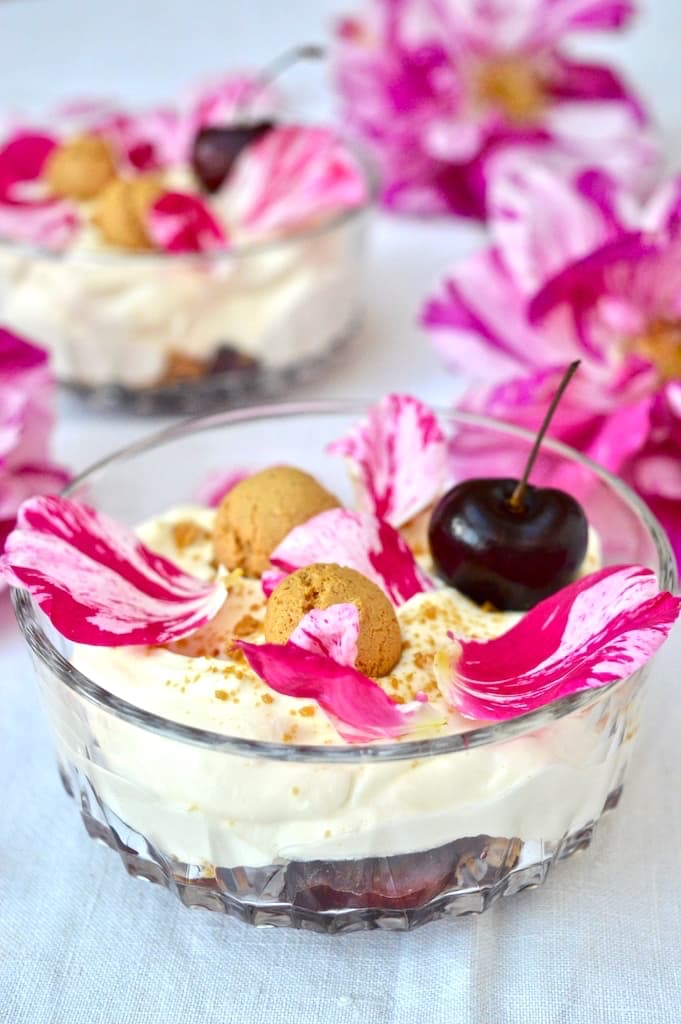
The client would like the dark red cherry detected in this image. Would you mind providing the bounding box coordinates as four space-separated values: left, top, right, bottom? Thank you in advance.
191 121 274 193
428 478 588 610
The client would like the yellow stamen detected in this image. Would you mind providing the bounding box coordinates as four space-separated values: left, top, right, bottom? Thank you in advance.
631 318 681 381
475 57 546 123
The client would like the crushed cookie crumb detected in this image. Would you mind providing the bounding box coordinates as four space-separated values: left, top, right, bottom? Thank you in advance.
261 693 274 705
413 651 432 670
214 689 229 701
226 645 247 665
172 520 211 550
233 613 261 638
299 705 316 717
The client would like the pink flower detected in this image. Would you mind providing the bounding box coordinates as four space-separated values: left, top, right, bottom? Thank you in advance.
2 494 225 644
237 601 426 742
0 132 79 249
148 191 228 253
332 0 656 219
90 108 189 172
262 507 432 604
422 156 681 561
0 330 69 554
435 564 680 720
226 125 367 237
327 393 450 526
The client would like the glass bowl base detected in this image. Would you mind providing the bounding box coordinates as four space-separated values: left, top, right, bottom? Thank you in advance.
61 326 356 416
61 764 623 933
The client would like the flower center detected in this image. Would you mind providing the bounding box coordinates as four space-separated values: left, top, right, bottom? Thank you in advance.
631 318 681 381
474 57 547 123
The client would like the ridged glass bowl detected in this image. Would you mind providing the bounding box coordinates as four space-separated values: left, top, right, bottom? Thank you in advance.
13 403 676 933
0 202 371 415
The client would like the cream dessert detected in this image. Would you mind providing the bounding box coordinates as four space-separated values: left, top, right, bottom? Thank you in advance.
7 394 679 927
70 502 612 871
0 72 369 408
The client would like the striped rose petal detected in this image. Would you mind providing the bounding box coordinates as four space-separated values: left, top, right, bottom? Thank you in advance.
267 507 432 606
327 394 450 527
435 564 680 720
3 495 225 645
289 602 360 666
148 191 228 253
227 125 366 235
0 132 80 249
237 638 419 742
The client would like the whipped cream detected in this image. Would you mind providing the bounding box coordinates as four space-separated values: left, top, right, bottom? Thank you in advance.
57 505 634 869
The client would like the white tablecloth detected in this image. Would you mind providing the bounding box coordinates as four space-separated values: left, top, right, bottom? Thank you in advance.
1 2 681 1021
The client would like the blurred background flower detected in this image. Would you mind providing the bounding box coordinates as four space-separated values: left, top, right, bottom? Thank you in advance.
422 154 681 561
0 328 68 553
333 0 657 219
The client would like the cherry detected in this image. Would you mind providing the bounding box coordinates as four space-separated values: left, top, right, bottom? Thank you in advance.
191 121 274 193
428 361 589 610
428 478 588 610
190 44 325 194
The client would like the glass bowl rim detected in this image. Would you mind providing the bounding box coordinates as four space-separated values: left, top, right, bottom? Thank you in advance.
0 144 376 265
12 399 677 764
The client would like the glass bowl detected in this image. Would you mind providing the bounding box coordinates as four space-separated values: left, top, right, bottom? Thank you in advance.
12 403 676 933
0 202 371 415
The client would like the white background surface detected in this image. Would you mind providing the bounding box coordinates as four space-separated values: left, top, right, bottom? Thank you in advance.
1 1 680 1022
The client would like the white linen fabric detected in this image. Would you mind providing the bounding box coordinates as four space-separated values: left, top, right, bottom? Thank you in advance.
1 0 681 1020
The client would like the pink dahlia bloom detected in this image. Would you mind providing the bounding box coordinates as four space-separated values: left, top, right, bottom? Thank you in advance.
333 0 657 218
422 155 681 562
0 329 69 553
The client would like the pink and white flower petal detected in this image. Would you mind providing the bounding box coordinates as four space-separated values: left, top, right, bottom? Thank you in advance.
2 496 225 645
487 152 620 293
430 0 634 53
92 108 189 171
0 198 79 250
226 125 367 236
236 639 420 742
422 248 557 384
269 507 432 606
526 0 635 46
148 191 227 254
289 602 360 667
0 132 57 198
327 394 449 527
435 565 680 721
0 330 69 574
539 100 659 193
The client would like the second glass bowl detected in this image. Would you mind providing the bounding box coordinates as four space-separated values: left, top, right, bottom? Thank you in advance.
0 204 370 415
12 403 676 932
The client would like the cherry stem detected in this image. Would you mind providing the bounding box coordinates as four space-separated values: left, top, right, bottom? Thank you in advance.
508 360 581 512
259 44 326 85
243 45 325 114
